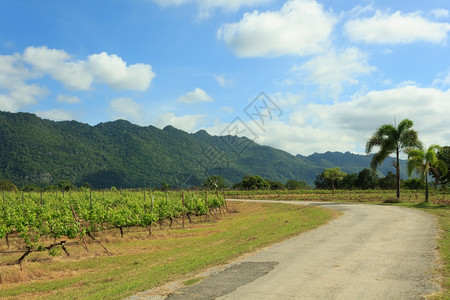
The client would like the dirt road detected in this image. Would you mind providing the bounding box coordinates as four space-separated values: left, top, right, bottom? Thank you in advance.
131 201 442 299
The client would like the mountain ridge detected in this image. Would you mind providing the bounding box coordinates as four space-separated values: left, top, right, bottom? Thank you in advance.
0 110 406 188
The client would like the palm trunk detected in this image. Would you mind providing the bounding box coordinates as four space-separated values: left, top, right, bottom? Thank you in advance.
425 172 429 203
396 149 400 200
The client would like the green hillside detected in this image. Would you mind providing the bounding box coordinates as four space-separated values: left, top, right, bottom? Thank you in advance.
0 111 404 188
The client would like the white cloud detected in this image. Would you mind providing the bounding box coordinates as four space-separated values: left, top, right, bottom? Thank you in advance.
433 69 450 86
22 46 155 91
0 52 47 112
345 10 450 44
221 106 234 113
217 0 337 57
35 109 74 121
153 112 208 132
57 95 81 104
88 52 155 91
293 48 375 96
0 53 34 88
215 74 232 87
431 9 449 19
152 0 272 18
0 83 48 112
178 87 214 103
110 98 144 123
205 86 450 155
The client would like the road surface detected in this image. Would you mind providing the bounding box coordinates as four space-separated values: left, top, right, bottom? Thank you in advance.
130 200 442 300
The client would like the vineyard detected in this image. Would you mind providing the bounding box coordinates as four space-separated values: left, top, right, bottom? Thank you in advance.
0 189 226 265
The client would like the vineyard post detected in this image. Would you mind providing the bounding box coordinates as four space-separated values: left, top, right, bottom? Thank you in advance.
150 194 154 235
2 190 4 206
62 190 65 198
90 190 92 210
223 190 228 212
205 190 208 220
40 192 43 206
182 191 185 228
165 191 168 204
22 191 24 204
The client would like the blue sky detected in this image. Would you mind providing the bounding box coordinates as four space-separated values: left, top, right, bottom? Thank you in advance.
1 0 450 155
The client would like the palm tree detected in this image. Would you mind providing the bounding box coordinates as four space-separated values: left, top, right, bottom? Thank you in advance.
366 119 422 200
407 145 448 202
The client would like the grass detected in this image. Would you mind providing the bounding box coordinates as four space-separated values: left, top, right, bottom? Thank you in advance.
0 201 338 300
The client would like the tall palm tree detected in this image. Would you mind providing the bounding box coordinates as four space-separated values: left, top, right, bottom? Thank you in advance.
366 119 422 200
407 145 448 202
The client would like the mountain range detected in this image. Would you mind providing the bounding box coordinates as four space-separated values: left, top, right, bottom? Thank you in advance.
0 110 407 189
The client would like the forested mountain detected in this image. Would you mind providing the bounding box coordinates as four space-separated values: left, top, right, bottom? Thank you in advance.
0 111 405 188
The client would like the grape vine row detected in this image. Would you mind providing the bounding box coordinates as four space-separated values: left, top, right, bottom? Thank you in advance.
0 189 226 264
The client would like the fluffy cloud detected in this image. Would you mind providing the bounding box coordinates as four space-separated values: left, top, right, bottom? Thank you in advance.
0 46 155 112
88 52 155 91
153 112 208 132
293 48 375 96
0 83 47 112
205 86 450 155
217 0 336 57
22 46 155 91
345 10 450 44
0 53 48 112
35 109 74 121
0 53 34 88
178 88 214 103
110 98 144 123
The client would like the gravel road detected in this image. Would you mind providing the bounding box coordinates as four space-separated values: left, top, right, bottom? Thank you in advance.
129 200 442 300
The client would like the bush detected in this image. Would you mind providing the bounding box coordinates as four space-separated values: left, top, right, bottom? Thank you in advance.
0 179 18 192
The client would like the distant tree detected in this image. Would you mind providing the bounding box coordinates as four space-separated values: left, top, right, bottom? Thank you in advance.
202 175 227 190
45 185 59 192
323 167 346 194
339 173 358 190
81 182 91 190
402 178 425 190
314 173 332 190
267 180 286 190
407 145 448 202
378 171 396 190
21 184 42 192
58 180 75 191
366 119 422 200
355 168 378 190
0 180 18 192
238 175 270 190
286 179 311 190
160 182 170 191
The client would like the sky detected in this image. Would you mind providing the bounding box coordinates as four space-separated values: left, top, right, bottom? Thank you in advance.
1 0 450 156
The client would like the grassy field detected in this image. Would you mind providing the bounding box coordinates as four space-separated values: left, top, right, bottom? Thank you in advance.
0 201 338 299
